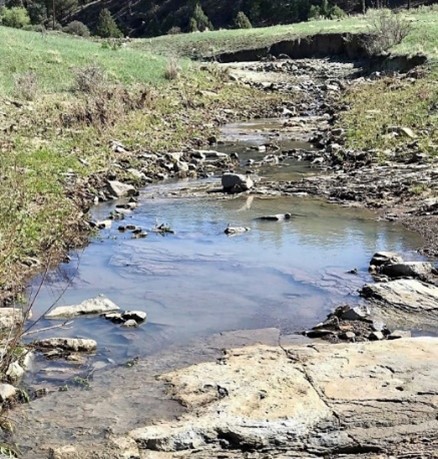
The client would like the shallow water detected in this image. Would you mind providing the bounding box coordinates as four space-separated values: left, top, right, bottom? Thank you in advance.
23 119 424 384
26 185 422 365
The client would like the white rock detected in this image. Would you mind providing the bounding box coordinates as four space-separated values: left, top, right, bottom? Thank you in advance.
122 311 147 323
6 361 25 381
224 226 250 235
122 319 138 328
107 181 136 198
46 295 120 319
0 383 17 402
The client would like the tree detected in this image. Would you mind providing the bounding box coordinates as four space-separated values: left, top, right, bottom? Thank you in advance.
96 8 122 38
191 2 212 31
234 11 252 28
1 6 30 27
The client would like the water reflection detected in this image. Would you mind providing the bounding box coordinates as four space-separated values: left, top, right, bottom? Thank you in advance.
26 190 422 364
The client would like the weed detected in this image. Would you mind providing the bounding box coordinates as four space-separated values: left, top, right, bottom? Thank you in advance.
13 71 38 101
73 65 107 94
164 58 181 80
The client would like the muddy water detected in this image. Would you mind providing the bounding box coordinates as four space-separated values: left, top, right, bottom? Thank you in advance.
23 120 423 386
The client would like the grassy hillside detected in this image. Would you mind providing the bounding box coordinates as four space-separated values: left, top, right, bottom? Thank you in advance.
132 6 438 59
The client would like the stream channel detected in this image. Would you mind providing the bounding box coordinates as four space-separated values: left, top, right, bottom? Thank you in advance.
23 118 424 389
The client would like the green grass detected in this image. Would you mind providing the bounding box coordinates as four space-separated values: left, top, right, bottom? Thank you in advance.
132 6 438 59
0 27 174 95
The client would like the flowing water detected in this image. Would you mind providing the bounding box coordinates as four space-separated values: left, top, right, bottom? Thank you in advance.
23 120 424 385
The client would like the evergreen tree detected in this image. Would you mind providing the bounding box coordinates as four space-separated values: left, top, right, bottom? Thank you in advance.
234 11 252 28
191 2 212 31
96 8 122 38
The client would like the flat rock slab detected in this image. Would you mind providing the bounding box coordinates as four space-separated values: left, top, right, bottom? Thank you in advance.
33 338 97 352
126 338 438 458
45 296 120 319
361 279 438 313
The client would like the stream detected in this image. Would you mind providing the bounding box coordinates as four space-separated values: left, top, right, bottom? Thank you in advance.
23 118 424 388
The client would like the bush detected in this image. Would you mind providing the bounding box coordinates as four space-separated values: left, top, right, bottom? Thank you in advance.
234 11 252 29
73 65 107 94
63 20 90 37
0 6 30 28
363 9 411 55
164 59 181 81
308 5 321 20
14 71 38 101
96 8 123 38
167 26 182 35
330 5 346 19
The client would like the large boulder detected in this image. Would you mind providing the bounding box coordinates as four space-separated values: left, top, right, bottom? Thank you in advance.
222 173 253 193
46 295 120 319
107 180 136 198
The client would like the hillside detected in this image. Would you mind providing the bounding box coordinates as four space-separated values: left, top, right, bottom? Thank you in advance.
68 0 435 37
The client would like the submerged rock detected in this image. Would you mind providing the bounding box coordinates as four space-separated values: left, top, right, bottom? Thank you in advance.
46 296 120 319
224 226 250 235
34 338 97 352
257 213 292 221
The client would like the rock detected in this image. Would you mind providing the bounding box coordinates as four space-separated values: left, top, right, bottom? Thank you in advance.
224 226 250 235
305 328 335 338
0 307 26 329
107 181 136 198
368 331 385 341
257 213 292 221
0 383 17 402
49 445 78 459
104 312 124 324
129 338 438 457
95 219 112 229
341 331 356 341
6 361 25 381
369 251 403 268
380 261 434 279
122 320 138 328
34 338 97 352
388 329 412 340
360 279 438 313
127 168 146 180
221 173 253 193
46 295 120 319
339 305 370 321
122 311 147 323
194 150 228 160
399 127 416 138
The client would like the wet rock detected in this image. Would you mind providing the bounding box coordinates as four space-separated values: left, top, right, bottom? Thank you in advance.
34 338 97 352
194 150 228 160
257 213 291 221
122 311 147 323
339 305 370 321
107 181 136 198
0 383 17 402
222 173 253 193
104 312 124 324
95 219 112 229
46 295 120 319
224 226 250 235
380 261 434 279
370 251 403 268
122 319 139 328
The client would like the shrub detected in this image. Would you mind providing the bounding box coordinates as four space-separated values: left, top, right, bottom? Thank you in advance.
167 26 182 35
1 6 30 28
191 3 213 32
96 8 122 38
14 71 38 101
63 20 90 37
363 9 411 55
308 5 321 20
164 59 181 80
73 65 107 94
234 11 252 29
330 5 346 19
